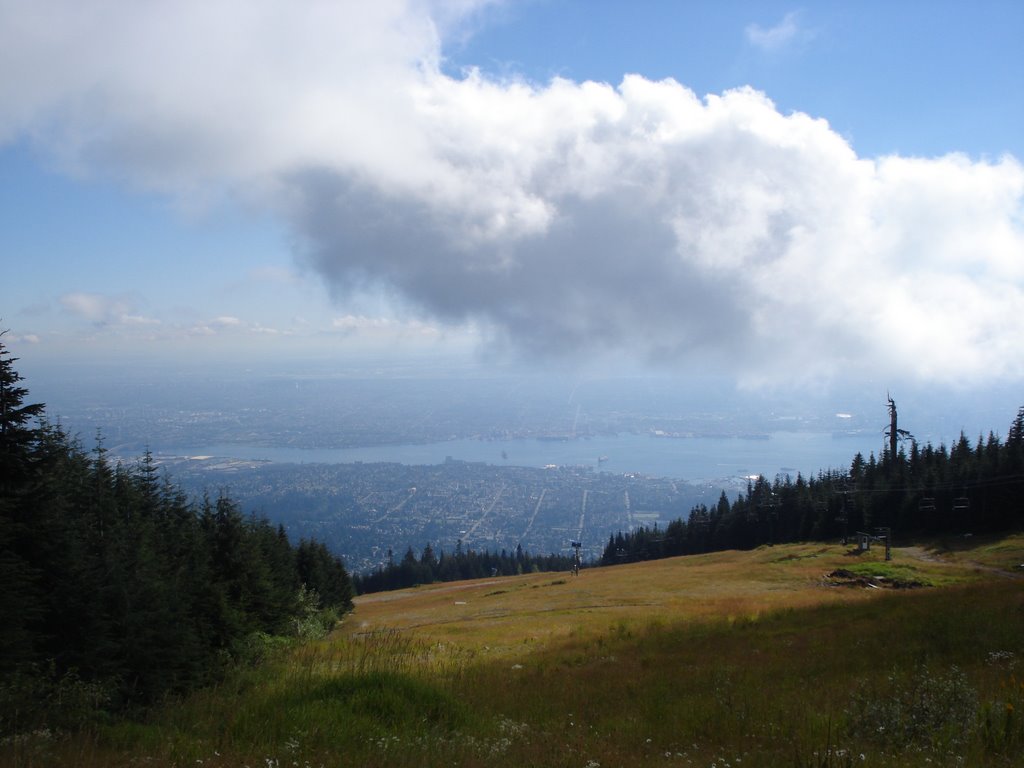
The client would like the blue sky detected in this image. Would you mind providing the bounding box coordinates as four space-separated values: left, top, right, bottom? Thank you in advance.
1 0 1022 394
447 0 1023 159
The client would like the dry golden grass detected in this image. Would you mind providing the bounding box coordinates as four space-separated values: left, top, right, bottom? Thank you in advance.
8 537 1022 768
348 540 998 657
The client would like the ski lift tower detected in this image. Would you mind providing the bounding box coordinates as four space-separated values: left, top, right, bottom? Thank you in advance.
571 541 582 576
875 527 892 561
854 527 893 561
836 478 857 545
758 491 779 546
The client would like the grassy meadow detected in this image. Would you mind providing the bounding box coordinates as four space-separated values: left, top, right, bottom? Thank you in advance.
6 535 1024 767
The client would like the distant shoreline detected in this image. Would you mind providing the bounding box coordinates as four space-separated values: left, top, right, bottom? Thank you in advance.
128 430 879 485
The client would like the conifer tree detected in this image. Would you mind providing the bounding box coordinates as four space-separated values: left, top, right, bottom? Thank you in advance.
0 332 44 486
0 333 46 670
1 338 361 730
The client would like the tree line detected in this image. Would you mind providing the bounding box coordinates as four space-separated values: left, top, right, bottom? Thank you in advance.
0 336 353 730
602 408 1024 564
354 541 577 593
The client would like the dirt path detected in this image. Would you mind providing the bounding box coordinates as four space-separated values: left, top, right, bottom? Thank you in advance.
903 545 1023 579
355 578 507 605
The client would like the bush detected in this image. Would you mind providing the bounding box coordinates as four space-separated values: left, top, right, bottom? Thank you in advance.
294 585 339 640
0 664 113 737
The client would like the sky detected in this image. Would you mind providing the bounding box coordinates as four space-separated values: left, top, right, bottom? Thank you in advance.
1 1 1023 399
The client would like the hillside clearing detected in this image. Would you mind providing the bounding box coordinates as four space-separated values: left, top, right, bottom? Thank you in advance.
8 535 1023 768
347 539 1007 656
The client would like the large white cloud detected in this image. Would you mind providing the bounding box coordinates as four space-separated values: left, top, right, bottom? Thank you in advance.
2 0 1022 384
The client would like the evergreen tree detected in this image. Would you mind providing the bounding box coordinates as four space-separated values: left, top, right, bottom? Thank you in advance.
0 333 46 671
0 333 45 487
0 340 361 733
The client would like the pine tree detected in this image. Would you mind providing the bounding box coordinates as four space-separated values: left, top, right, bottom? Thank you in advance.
0 333 45 488
1007 407 1024 473
0 333 46 671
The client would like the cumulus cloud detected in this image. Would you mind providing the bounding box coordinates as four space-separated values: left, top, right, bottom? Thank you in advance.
3 1 1022 385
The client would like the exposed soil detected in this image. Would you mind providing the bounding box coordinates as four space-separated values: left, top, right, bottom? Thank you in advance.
824 568 926 589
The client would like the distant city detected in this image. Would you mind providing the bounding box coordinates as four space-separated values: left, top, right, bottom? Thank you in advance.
27 366 1022 573
159 456 716 572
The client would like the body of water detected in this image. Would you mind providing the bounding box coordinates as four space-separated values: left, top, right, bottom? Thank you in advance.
160 431 881 484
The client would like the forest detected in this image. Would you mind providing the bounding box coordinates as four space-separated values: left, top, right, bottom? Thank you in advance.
601 408 1024 564
0 337 353 731
353 542 577 593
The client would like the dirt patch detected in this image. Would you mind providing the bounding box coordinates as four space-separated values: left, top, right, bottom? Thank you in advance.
824 568 926 590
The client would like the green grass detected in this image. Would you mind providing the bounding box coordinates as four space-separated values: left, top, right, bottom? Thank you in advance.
841 560 934 585
5 539 1024 767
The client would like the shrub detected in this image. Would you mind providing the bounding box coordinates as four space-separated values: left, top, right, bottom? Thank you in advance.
0 664 113 737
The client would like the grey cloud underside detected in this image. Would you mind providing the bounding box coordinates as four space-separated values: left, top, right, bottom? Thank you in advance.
2 1 1020 383
292 170 752 364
